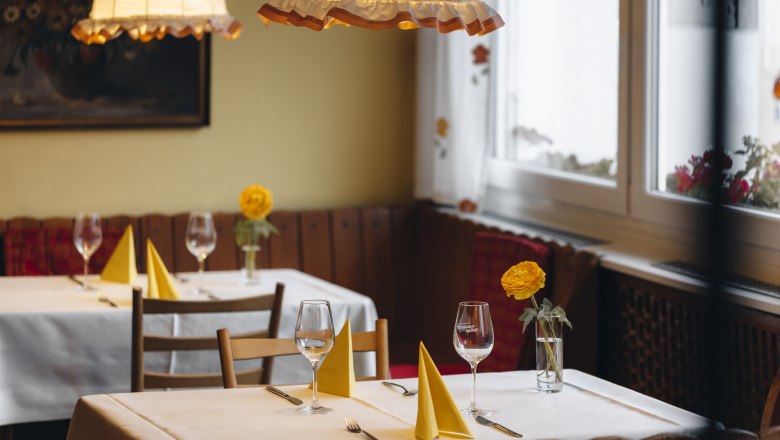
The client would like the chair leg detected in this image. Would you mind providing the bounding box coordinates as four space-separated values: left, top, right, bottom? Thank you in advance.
0 424 13 440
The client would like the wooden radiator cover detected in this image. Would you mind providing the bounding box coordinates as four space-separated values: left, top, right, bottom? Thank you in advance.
600 270 780 430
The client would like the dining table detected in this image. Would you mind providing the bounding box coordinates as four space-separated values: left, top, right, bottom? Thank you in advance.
0 269 378 427
66 369 713 439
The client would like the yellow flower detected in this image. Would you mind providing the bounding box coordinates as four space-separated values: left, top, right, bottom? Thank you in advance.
501 261 546 300
239 184 273 220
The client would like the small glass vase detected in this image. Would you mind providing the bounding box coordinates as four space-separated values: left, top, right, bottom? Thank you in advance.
536 310 564 393
241 244 261 285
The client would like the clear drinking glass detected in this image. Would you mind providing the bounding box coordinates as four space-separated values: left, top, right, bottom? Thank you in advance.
73 212 102 291
295 300 335 415
185 212 216 291
453 301 494 416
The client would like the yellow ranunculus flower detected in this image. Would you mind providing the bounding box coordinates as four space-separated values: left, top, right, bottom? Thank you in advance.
239 184 273 220
501 261 546 300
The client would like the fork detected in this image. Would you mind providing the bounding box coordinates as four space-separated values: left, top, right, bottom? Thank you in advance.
98 294 119 308
382 381 418 396
345 417 378 440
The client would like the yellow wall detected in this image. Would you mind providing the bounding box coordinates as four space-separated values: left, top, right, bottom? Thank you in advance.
0 2 416 218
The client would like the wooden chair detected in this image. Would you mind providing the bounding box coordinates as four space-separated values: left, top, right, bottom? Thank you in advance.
131 283 285 392
640 434 700 440
217 318 389 388
760 426 780 440
763 367 780 431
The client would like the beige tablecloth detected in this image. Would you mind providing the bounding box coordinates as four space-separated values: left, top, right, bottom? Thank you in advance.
67 370 712 440
0 269 377 426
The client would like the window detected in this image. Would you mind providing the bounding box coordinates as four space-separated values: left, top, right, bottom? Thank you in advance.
655 0 780 216
488 0 628 214
494 0 620 182
485 0 780 277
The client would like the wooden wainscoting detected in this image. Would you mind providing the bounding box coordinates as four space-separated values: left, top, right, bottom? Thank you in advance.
0 204 600 374
600 270 780 430
0 206 419 335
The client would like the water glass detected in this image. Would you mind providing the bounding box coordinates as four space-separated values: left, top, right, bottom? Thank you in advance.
185 212 216 291
453 301 494 416
295 300 335 415
73 212 102 291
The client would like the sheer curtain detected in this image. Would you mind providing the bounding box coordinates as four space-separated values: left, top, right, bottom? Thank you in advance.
414 5 500 210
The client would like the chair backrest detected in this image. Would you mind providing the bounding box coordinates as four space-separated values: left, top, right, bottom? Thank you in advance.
131 283 285 392
760 425 780 440
641 434 701 440
763 367 780 430
217 318 389 388
467 232 551 372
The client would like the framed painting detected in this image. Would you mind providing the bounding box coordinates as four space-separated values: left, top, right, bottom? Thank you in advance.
0 0 210 129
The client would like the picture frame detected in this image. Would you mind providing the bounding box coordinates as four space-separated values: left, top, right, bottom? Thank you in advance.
0 1 210 129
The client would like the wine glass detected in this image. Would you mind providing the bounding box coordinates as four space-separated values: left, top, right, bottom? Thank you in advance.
185 212 217 292
453 301 494 417
73 212 103 291
295 300 335 415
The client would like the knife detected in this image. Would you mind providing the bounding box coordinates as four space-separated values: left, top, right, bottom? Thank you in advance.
265 386 303 406
67 274 85 287
475 415 523 437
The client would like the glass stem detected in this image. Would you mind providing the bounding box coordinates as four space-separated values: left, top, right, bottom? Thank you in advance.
83 255 89 290
311 362 319 408
470 362 478 409
198 257 205 275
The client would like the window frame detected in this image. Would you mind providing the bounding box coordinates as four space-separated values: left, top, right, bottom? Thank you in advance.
486 0 631 216
485 0 780 258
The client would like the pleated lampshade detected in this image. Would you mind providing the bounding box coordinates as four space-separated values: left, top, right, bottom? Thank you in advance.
71 0 243 44
257 0 505 36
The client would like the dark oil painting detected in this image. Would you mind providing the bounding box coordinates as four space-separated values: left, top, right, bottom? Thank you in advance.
0 0 209 129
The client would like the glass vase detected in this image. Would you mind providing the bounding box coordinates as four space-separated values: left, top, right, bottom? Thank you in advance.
241 244 261 285
535 310 563 393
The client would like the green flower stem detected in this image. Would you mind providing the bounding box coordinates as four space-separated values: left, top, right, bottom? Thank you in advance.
244 248 256 278
531 296 562 382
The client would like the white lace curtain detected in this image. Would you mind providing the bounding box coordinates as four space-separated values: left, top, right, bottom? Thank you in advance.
414 15 498 210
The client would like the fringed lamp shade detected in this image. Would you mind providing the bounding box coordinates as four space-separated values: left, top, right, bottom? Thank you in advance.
71 0 242 44
257 0 505 36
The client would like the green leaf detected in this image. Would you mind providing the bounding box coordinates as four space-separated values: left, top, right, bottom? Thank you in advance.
542 298 553 308
518 308 538 333
561 316 573 330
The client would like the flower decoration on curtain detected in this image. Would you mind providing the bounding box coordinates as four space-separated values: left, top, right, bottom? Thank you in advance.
434 116 449 159
71 0 242 44
415 31 494 208
257 0 504 36
472 44 489 64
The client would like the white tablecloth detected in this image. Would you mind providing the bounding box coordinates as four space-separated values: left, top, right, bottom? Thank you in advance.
0 269 378 426
67 370 713 440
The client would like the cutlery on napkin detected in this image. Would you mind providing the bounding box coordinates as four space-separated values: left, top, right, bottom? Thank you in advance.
265 386 303 405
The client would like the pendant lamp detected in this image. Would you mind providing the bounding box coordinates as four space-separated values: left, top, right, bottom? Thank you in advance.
257 0 504 36
72 0 243 44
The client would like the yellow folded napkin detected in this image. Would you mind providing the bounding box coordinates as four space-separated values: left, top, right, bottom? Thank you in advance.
100 225 138 284
312 320 356 397
146 239 180 300
416 342 474 440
